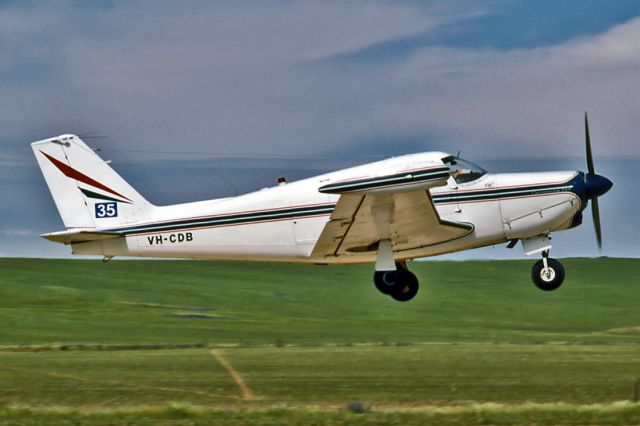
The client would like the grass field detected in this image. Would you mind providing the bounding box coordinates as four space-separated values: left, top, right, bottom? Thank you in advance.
0 257 639 424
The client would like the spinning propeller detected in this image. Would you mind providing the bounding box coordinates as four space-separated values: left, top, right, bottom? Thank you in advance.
583 113 613 249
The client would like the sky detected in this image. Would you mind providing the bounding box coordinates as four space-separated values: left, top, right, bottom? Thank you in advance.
1 0 639 259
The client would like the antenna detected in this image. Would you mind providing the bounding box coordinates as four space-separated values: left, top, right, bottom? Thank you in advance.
77 131 108 139
212 171 240 196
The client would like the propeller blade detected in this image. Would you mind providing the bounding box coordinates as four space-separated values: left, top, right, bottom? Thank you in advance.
585 112 595 175
591 196 602 250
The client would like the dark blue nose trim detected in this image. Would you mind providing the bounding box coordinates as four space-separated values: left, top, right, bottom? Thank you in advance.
585 173 613 198
570 172 588 207
569 172 613 211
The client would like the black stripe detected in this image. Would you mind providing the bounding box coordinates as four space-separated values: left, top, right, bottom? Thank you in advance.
109 205 335 235
323 172 449 193
319 168 449 194
104 178 576 236
432 181 575 203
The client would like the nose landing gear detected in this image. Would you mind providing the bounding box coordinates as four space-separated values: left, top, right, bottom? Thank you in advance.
531 250 565 291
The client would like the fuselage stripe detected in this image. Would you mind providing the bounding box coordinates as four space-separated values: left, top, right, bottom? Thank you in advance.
111 205 335 235
101 178 577 237
432 185 574 202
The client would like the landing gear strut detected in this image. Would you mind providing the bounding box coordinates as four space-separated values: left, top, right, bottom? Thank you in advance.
373 261 419 302
531 250 565 291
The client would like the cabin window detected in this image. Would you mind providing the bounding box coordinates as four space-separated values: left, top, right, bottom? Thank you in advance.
443 156 487 184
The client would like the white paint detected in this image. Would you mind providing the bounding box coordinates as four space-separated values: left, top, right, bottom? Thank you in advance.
522 235 553 256
33 135 584 267
375 240 396 271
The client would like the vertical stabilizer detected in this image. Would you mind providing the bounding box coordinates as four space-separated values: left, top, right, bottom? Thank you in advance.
32 134 154 229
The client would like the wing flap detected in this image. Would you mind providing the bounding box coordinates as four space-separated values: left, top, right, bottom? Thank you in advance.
387 191 472 252
310 195 365 256
311 190 473 260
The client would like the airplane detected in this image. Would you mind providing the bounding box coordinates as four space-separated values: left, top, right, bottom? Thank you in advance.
32 114 612 302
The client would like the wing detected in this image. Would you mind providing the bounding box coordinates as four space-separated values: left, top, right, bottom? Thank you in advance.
311 190 473 260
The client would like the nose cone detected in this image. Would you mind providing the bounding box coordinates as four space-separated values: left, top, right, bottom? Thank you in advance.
585 173 613 198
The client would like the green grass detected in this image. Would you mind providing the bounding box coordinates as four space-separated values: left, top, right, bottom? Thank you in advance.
1 258 639 346
2 403 640 426
2 345 638 407
1 345 639 424
0 258 639 424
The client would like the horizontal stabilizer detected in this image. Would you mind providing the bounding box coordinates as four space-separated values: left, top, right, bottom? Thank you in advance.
41 230 123 244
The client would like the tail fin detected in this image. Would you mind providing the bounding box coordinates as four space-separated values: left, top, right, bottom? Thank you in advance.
32 134 154 229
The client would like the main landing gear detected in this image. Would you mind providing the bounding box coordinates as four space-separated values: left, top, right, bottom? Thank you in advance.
374 240 419 301
531 250 565 291
374 261 419 302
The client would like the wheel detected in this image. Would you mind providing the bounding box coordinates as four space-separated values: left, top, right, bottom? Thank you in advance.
374 270 399 295
531 258 565 291
390 268 419 302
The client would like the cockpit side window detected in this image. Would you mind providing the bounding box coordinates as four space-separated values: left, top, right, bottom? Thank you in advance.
442 156 487 184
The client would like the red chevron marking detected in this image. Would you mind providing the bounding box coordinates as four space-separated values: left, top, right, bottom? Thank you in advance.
39 150 132 202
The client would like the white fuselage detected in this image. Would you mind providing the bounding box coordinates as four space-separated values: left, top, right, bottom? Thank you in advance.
71 153 582 263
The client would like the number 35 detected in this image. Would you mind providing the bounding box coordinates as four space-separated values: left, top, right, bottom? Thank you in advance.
95 202 118 218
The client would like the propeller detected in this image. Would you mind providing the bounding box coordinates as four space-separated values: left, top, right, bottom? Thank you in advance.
585 113 594 175
582 112 613 250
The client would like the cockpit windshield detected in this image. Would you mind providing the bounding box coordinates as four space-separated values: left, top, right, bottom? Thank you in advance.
442 155 487 184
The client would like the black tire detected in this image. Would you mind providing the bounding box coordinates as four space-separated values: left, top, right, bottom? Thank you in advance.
531 258 565 291
374 270 399 295
390 268 419 302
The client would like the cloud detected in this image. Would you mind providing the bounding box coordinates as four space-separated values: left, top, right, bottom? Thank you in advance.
1 2 639 164
411 17 640 156
1 1 484 155
0 156 30 167
11 5 639 162
1 1 639 260
1 228 37 237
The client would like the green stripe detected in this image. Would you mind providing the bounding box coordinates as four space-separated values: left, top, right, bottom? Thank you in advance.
80 188 130 204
